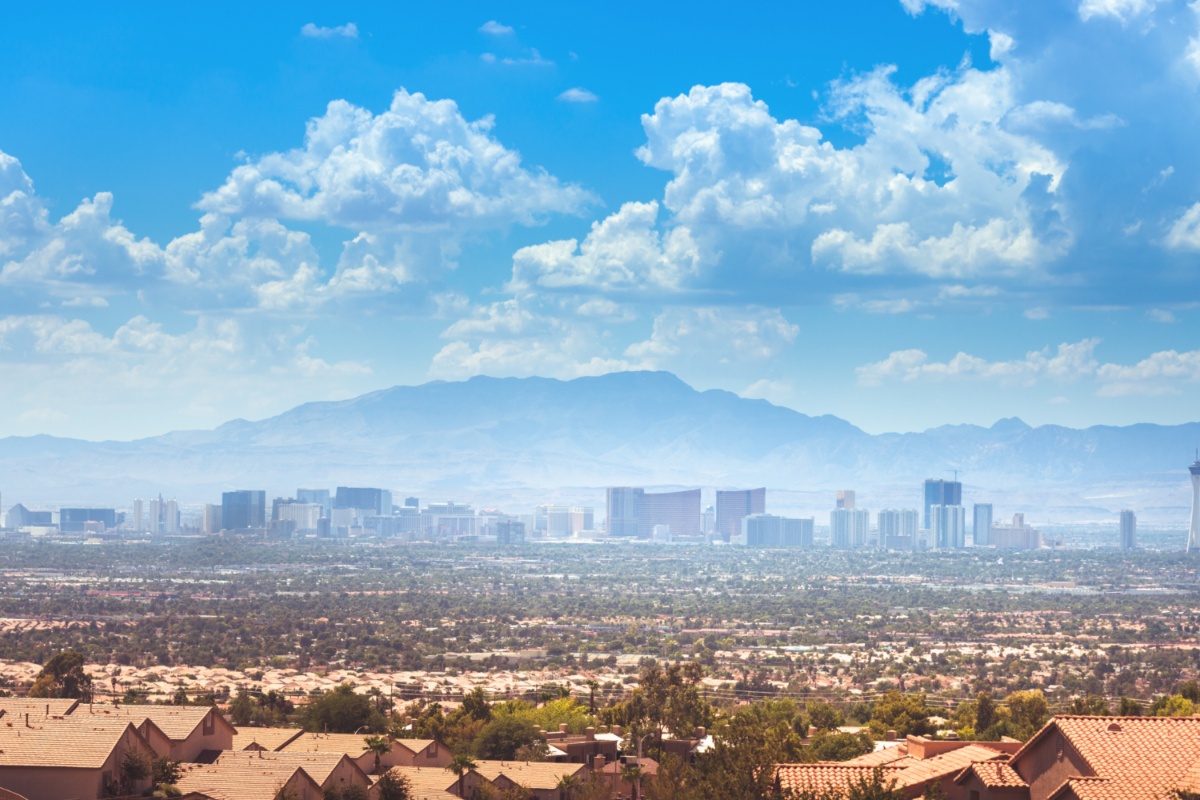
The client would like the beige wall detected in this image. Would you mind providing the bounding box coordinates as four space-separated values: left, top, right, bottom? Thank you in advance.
0 728 154 800
170 710 236 762
396 741 452 768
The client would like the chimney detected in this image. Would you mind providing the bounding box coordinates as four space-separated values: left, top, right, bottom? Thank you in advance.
594 755 606 771
586 726 596 740
887 729 897 741
25 713 30 727
612 725 623 736
808 725 818 737
695 726 706 739
559 723 569 733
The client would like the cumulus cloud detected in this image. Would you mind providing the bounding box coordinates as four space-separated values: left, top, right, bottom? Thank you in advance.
624 307 799 366
199 90 591 232
558 87 598 103
1077 0 1157 23
1165 202 1200 250
511 201 700 293
300 22 359 39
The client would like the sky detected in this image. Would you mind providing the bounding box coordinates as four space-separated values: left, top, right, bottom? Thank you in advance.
1 0 1199 440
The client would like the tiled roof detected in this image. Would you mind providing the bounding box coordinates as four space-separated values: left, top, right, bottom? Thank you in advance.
472 759 588 789
0 698 79 718
774 765 902 794
230 726 304 752
176 762 320 800
214 750 364 786
844 745 912 766
894 744 1007 784
377 766 463 799
279 731 381 757
0 715 143 768
86 703 223 740
962 760 1027 789
1016 716 1200 800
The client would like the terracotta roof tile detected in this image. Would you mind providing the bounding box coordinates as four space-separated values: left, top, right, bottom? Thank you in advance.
774 764 904 794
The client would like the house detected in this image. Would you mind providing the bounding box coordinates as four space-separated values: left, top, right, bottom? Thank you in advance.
279 732 435 773
955 715 1200 800
0 698 80 718
375 765 487 800
472 760 590 800
0 714 157 800
391 738 454 768
230 726 305 752
594 755 659 799
538 724 621 767
775 735 1019 800
212 750 371 796
86 703 237 761
176 761 323 800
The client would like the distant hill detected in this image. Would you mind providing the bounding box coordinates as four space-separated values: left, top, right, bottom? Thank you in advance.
1 371 1196 523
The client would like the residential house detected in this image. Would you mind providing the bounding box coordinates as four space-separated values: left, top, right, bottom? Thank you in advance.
375 765 487 800
280 732 439 774
0 714 157 800
472 760 589 800
212 750 371 796
176 761 323 800
88 703 237 761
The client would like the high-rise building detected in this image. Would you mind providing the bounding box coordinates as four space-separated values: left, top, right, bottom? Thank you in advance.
277 503 323 533
497 519 525 545
606 487 643 537
639 489 702 538
334 487 392 516
924 478 963 529
221 490 266 531
741 514 814 548
830 507 870 548
836 490 856 510
147 496 162 534
165 499 179 534
991 513 1041 549
421 501 476 539
1119 509 1137 551
932 504 966 549
1190 454 1200 553
878 509 919 549
534 505 595 536
972 503 994 546
6 504 52 528
297 489 332 517
132 499 144 532
59 508 117 533
202 504 223 535
716 488 766 540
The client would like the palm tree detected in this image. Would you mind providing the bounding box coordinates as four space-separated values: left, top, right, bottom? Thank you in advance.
585 680 599 715
445 754 477 798
556 773 580 800
620 763 645 800
364 735 391 775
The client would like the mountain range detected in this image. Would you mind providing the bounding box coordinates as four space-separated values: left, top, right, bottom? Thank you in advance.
1 371 1196 524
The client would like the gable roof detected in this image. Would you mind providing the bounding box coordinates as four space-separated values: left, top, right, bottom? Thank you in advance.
776 742 1008 797
0 698 80 718
84 703 234 741
774 765 903 795
176 762 321 800
214 749 368 787
472 759 588 789
392 738 438 755
377 766 463 799
279 731 381 757
230 726 304 752
1013 716 1200 800
955 760 1028 789
0 715 148 769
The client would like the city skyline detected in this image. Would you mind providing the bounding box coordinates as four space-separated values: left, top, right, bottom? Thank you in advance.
2 2 1200 443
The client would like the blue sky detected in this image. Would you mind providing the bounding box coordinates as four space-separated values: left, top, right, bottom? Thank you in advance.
2 0 1199 440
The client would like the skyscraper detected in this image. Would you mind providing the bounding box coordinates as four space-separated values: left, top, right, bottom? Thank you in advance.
715 488 766 540
222 490 266 531
973 503 994 546
830 507 870 548
1190 453 1200 553
932 504 966 549
606 487 643 537
1119 509 1137 551
923 478 962 529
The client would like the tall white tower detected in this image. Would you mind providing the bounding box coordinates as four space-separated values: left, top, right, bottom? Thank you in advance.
1189 452 1200 553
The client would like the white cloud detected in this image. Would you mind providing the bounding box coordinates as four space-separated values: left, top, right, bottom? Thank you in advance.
1148 308 1177 323
558 87 598 103
1096 349 1200 395
1078 0 1157 23
300 22 359 39
1165 202 1200 251
988 29 1016 60
1024 307 1050 320
479 20 514 36
199 90 591 233
741 378 794 406
511 201 701 292
856 339 1100 386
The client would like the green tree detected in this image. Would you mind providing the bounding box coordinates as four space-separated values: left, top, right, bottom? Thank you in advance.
476 716 542 760
1005 690 1050 740
364 735 391 774
1117 697 1144 715
446 754 478 799
807 731 875 762
869 690 932 738
556 773 581 800
806 701 844 732
28 651 93 700
975 692 997 734
374 770 413 800
302 684 386 733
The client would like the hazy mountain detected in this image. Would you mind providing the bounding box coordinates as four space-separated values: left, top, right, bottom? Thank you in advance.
1 371 1196 523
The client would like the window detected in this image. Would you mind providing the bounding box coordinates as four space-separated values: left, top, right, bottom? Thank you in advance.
202 713 215 736
426 743 438 759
